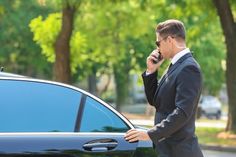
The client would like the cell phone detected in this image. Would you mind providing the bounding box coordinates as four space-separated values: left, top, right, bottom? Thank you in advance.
152 51 163 64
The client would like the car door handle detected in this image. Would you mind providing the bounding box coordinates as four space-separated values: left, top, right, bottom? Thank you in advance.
83 141 118 152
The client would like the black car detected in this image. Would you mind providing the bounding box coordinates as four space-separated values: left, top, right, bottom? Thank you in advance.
0 72 157 157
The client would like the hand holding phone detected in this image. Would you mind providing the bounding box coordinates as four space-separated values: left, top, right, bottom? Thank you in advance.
146 49 164 73
151 50 163 64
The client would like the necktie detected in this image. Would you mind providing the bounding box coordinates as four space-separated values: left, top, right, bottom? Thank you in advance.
167 63 173 73
159 63 173 82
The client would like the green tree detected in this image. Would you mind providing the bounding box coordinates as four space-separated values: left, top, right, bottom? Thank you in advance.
30 0 226 112
30 0 86 83
76 0 225 110
77 0 156 110
53 0 82 83
30 0 110 95
0 0 52 78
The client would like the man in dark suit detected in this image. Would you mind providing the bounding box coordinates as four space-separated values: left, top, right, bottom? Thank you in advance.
125 19 203 157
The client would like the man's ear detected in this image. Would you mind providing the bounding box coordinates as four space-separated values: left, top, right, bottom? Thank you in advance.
168 36 174 44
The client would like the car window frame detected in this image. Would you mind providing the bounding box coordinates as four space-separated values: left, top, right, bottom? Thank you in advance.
78 95 134 132
77 95 131 132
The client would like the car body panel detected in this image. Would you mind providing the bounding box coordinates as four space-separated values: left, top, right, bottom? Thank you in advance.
0 133 137 156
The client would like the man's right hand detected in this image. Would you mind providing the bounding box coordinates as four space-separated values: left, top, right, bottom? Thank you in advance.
146 49 164 74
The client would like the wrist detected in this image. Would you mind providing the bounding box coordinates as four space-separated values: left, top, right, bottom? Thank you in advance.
146 69 156 74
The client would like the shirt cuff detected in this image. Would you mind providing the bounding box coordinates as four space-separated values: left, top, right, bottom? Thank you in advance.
146 71 155 76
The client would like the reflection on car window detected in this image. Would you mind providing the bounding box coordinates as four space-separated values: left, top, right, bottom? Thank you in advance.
80 97 129 132
0 80 81 132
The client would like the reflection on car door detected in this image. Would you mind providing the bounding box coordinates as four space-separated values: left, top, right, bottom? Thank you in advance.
0 132 137 157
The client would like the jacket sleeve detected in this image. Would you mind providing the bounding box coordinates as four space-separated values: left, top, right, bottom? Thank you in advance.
142 71 158 106
147 65 202 145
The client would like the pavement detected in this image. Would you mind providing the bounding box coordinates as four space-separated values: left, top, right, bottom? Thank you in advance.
201 144 236 153
203 150 236 157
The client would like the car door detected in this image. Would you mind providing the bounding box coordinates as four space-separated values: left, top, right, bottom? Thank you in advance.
0 78 143 157
74 95 157 157
75 95 139 156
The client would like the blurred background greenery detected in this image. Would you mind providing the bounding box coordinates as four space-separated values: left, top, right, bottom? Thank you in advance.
0 0 236 143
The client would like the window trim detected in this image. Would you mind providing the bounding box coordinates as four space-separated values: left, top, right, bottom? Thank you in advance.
74 94 86 132
0 132 127 136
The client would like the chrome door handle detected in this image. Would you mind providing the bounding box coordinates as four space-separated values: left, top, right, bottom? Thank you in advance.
83 141 118 152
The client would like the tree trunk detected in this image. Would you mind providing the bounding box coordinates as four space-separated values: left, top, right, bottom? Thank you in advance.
213 0 236 132
97 74 111 97
54 3 75 84
88 72 97 96
113 65 130 112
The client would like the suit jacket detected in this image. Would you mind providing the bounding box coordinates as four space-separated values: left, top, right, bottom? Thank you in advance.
142 53 203 157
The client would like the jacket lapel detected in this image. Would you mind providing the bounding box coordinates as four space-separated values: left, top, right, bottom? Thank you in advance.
157 53 193 91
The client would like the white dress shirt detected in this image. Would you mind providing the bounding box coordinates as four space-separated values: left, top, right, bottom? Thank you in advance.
146 48 190 75
170 48 190 65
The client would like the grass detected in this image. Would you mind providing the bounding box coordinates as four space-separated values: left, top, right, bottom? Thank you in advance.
196 118 226 123
196 127 236 147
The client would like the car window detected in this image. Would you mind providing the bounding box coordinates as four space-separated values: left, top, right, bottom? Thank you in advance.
80 97 130 132
0 80 81 132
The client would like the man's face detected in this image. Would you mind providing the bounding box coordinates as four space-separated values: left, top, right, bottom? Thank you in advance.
156 33 173 59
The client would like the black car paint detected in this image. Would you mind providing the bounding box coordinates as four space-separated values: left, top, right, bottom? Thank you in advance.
0 133 156 157
0 133 135 156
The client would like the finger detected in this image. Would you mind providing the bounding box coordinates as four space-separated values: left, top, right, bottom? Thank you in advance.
124 129 136 138
128 138 138 142
151 54 158 59
125 130 138 138
151 49 158 55
126 129 136 134
148 56 158 62
126 133 138 141
149 56 159 64
127 134 140 142
125 133 137 140
125 132 139 141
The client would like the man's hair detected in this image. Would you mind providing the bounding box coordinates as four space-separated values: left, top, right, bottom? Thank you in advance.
156 19 186 40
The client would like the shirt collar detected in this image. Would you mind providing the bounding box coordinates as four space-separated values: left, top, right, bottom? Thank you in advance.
170 48 190 65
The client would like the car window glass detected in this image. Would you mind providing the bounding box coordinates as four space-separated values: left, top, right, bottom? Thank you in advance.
80 97 129 132
0 80 81 132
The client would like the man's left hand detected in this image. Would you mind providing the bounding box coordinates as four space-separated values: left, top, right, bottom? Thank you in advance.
124 129 150 142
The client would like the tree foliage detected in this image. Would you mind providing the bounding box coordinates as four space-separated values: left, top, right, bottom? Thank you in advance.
29 13 87 74
0 0 52 78
0 0 227 111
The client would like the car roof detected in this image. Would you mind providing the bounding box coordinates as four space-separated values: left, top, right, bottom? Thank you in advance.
0 72 26 78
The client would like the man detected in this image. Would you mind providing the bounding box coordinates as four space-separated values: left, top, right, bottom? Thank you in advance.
124 19 203 157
